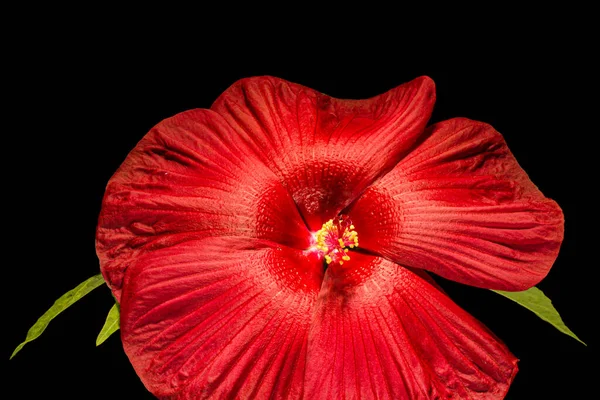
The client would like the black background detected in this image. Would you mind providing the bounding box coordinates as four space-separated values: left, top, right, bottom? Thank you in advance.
5 27 594 399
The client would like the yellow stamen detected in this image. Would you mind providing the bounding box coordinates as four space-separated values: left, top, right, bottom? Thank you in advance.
314 215 359 265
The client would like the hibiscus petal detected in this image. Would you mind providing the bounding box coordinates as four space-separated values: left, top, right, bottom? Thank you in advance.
119 237 322 399
305 254 518 399
211 76 435 230
96 109 310 300
348 118 564 290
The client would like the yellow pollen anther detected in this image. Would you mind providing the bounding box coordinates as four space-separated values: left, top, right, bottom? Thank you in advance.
314 214 359 266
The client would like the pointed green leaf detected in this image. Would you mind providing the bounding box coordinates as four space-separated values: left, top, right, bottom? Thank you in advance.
11 274 105 359
493 286 585 345
96 303 120 346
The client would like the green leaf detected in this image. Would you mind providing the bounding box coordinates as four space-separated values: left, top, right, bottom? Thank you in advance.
11 274 105 359
493 287 586 345
96 303 120 346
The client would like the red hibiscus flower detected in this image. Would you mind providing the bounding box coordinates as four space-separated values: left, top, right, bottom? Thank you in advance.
96 76 563 399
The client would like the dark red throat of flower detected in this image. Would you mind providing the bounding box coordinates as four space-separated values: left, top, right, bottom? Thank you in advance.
313 214 359 266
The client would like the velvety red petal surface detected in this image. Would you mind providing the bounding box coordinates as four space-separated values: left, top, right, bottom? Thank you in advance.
305 254 518 399
348 118 564 290
96 109 310 300
120 237 322 399
119 238 516 399
211 76 435 230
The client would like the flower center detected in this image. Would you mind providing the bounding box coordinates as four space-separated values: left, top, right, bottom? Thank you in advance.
313 214 359 265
